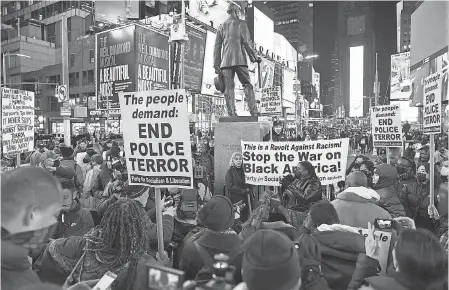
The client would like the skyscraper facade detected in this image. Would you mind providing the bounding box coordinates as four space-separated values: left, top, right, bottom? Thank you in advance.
396 1 418 53
336 1 376 117
330 36 343 117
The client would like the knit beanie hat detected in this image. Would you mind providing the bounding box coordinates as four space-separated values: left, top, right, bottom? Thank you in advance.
123 183 148 199
91 154 103 165
60 146 74 158
242 229 301 290
109 146 121 158
197 195 235 231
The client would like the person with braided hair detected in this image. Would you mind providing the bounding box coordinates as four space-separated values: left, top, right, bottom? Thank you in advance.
34 199 166 290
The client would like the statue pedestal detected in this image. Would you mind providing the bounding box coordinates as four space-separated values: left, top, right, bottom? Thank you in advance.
214 117 266 197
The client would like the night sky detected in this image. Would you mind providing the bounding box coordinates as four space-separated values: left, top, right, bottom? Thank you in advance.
313 1 397 105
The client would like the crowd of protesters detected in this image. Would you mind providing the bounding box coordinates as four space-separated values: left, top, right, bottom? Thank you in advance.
1 123 448 290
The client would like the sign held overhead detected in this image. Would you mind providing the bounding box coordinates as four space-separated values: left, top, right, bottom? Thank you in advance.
423 72 442 135
370 104 402 147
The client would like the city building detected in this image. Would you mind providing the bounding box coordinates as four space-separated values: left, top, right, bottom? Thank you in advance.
330 36 343 117
1 0 170 134
336 1 376 117
321 80 332 116
396 1 418 53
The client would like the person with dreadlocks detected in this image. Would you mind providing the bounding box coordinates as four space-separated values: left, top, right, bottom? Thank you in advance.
34 199 159 290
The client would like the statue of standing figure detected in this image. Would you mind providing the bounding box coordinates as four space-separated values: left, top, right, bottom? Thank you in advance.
213 3 261 117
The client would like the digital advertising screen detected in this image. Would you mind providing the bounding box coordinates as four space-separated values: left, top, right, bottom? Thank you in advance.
188 0 231 29
254 7 274 54
390 52 411 101
350 45 364 117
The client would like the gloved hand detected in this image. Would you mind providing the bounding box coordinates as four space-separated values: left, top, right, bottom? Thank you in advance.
214 66 220 74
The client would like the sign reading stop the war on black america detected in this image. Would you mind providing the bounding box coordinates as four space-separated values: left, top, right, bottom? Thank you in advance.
423 72 442 135
370 104 402 147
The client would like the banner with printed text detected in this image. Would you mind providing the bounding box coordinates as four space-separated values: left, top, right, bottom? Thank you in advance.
118 89 193 188
423 72 442 134
260 86 282 116
241 138 349 186
370 104 402 147
1 88 35 155
359 229 392 275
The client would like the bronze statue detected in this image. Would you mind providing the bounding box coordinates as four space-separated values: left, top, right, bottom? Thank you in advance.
213 3 260 117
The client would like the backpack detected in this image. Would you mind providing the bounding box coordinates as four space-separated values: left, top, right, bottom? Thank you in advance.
193 241 243 284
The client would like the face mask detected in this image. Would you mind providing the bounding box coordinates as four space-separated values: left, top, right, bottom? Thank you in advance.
2 223 58 257
274 128 282 134
417 172 427 183
396 165 407 175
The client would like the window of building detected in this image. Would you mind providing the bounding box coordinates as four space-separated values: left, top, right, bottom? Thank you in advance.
49 75 60 84
89 49 94 63
15 1 21 11
67 17 72 41
87 70 94 84
69 72 79 87
70 53 75 67
46 23 56 43
1 6 7 15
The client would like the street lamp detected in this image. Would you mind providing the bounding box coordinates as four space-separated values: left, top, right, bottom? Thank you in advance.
2 52 31 85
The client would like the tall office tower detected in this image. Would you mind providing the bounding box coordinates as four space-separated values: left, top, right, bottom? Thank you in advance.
330 37 343 117
336 1 376 117
396 1 418 53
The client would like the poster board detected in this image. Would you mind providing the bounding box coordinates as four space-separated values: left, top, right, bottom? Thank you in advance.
370 104 402 147
260 86 282 116
118 89 193 188
241 138 349 186
1 88 35 155
359 229 392 275
423 72 442 135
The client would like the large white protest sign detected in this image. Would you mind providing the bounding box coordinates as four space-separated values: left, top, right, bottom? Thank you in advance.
423 72 442 134
370 104 402 147
241 139 349 186
118 89 193 188
359 229 392 275
260 86 282 116
1 88 35 155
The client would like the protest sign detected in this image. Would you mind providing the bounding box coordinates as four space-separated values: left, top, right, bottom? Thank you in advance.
370 104 402 147
260 86 282 116
359 229 392 275
118 89 193 188
241 138 349 186
1 88 35 155
423 72 442 134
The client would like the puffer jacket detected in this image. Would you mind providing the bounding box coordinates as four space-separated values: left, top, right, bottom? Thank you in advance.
374 164 406 218
400 175 440 229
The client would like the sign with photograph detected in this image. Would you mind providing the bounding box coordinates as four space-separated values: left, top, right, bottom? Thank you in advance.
260 86 282 116
184 24 207 92
1 88 35 155
241 139 350 186
423 72 442 134
118 89 193 188
370 104 402 147
390 52 411 100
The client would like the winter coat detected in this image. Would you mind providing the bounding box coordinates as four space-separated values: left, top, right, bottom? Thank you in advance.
283 176 322 212
400 177 440 229
81 165 103 211
58 159 85 189
332 187 391 228
214 17 258 69
348 254 447 290
311 225 366 290
1 238 41 290
225 166 250 204
179 229 243 281
53 200 94 239
34 235 163 290
374 164 406 218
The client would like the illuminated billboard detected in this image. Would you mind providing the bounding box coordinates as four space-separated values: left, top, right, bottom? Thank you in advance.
254 7 274 54
390 52 411 101
350 46 364 117
188 0 231 29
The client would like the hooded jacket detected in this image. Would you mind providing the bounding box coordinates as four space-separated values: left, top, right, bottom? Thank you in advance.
53 200 94 239
263 128 288 142
332 187 391 228
400 166 441 228
373 164 406 218
239 221 300 241
1 237 41 290
312 224 366 290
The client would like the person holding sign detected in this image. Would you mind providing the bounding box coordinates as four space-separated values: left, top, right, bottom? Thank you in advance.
400 163 441 230
225 152 252 222
348 226 448 290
